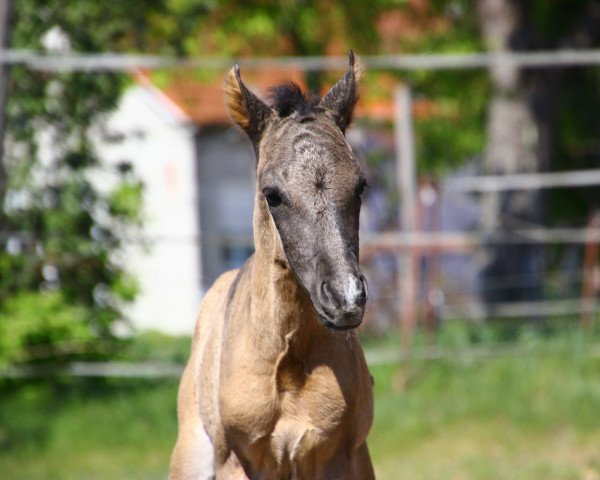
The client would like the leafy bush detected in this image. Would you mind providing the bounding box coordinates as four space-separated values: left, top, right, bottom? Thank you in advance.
0 1 156 367
0 292 91 366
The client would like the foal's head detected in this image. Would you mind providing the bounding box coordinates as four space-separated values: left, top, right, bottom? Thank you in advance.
225 52 367 331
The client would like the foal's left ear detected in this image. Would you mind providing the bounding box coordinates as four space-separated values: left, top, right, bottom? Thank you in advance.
320 51 362 133
225 65 273 145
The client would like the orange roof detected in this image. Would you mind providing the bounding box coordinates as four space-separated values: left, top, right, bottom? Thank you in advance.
150 69 307 126
135 66 436 127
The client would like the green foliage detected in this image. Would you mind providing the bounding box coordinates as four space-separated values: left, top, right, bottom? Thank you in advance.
166 0 490 171
412 71 490 172
152 0 394 91
528 0 594 41
0 1 170 365
518 1 600 225
108 181 144 223
182 0 384 58
11 0 191 55
0 292 91 366
395 1 489 172
549 66 600 224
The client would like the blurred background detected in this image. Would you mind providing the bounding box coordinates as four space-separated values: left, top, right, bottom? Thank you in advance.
1 0 600 479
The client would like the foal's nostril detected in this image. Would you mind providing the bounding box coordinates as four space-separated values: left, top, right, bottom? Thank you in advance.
355 279 367 307
320 281 335 307
345 275 366 308
358 275 369 305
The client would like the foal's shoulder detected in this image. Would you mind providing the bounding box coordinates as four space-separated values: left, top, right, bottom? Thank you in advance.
212 269 241 294
206 256 254 304
192 268 241 340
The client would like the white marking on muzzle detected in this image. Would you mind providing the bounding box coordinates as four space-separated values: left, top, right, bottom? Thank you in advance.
344 276 362 308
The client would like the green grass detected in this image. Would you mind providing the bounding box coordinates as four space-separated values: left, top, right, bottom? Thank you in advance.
0 379 178 480
1 329 600 479
368 349 600 479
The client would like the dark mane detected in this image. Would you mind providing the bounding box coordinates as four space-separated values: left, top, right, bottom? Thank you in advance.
267 82 320 118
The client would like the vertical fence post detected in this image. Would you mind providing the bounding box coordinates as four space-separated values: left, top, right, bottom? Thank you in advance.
421 179 441 343
394 84 419 351
580 210 600 329
0 0 14 232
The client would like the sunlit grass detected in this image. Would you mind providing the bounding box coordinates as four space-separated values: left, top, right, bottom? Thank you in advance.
1 328 600 479
368 343 600 479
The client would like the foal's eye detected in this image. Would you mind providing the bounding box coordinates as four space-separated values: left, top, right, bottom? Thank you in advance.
263 188 282 208
356 178 367 197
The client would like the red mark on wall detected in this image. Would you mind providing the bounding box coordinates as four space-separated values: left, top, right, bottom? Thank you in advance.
165 161 178 193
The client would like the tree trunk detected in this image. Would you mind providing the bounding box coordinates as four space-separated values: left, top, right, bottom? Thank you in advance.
477 0 546 305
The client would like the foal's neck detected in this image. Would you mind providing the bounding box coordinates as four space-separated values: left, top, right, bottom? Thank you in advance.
249 196 318 355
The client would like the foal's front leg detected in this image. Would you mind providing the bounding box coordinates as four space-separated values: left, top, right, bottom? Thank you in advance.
169 362 216 480
353 443 376 480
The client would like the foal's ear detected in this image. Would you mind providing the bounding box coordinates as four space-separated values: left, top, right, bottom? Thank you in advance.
225 65 273 144
320 51 362 133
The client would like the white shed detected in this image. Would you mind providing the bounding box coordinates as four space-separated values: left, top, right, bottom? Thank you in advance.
98 79 202 335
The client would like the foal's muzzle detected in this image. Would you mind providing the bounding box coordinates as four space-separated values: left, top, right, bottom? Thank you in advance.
316 274 367 330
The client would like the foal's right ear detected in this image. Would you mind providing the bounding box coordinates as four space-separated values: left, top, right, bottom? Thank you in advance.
225 65 273 145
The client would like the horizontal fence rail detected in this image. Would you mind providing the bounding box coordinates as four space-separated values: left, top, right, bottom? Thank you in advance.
445 169 600 192
362 228 600 253
0 361 184 379
4 229 598 248
4 342 600 379
5 49 600 72
441 299 598 321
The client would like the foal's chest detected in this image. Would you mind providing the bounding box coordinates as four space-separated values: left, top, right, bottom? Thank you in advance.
269 353 370 466
273 363 348 452
220 336 373 477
